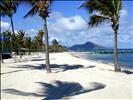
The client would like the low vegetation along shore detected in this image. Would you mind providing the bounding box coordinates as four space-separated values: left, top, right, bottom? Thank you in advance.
1 52 132 100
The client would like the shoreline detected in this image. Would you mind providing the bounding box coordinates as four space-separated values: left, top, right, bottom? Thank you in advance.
69 52 133 71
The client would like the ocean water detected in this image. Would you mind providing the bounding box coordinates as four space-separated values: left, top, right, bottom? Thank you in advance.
77 52 133 70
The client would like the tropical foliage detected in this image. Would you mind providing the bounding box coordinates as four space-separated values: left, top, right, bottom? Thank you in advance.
24 36 32 55
36 29 45 52
0 0 20 55
50 39 68 52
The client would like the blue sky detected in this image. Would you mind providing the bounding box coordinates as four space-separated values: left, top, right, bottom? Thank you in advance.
1 1 133 48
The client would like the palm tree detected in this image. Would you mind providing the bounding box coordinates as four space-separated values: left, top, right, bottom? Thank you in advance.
52 39 59 45
17 30 26 59
0 32 4 63
25 36 32 55
34 36 41 53
0 0 20 56
24 0 52 73
80 0 121 72
37 29 45 52
11 33 18 53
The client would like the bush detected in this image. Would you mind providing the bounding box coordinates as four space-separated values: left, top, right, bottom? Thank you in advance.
49 44 67 52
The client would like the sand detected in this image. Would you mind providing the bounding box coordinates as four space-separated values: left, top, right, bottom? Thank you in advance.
1 52 133 100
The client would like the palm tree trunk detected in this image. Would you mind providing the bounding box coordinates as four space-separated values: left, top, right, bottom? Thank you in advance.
42 39 43 53
0 37 4 63
19 48 22 59
43 17 51 73
29 47 31 55
0 52 3 63
114 30 121 72
10 17 15 57
10 17 15 34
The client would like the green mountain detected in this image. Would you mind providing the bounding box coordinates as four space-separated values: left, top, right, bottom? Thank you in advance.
69 41 105 51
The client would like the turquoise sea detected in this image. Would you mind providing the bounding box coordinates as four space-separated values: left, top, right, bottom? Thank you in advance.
77 49 133 69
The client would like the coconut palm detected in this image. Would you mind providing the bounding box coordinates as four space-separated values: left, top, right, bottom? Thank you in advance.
24 0 52 73
50 39 67 53
0 0 20 56
80 0 121 71
25 36 32 55
0 32 4 63
52 39 59 45
37 29 45 52
17 30 26 59
32 36 42 53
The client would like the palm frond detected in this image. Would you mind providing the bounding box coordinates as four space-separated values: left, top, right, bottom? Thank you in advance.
24 0 53 18
37 29 45 38
80 0 113 16
24 5 39 18
88 15 110 27
115 0 122 16
0 0 20 17
0 2 6 16
79 0 95 13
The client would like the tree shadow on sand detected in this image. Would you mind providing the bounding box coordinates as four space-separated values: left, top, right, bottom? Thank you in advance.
29 58 56 61
100 68 133 74
2 89 43 97
122 70 133 74
3 81 105 100
30 58 46 61
11 64 95 73
1 70 23 75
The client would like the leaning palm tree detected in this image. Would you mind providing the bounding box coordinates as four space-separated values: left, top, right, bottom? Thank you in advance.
80 0 121 71
0 0 20 56
24 0 52 73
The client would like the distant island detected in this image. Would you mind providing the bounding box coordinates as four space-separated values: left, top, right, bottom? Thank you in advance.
69 41 105 51
69 41 133 54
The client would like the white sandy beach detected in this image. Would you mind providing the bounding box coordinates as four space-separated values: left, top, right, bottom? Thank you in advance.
1 52 133 100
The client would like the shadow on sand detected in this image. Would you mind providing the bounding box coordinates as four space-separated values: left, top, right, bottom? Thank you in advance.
122 70 133 74
29 58 55 61
3 81 105 99
100 68 133 74
11 64 95 73
1 70 23 75
30 58 46 61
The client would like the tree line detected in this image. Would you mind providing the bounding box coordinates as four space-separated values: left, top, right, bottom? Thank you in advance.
0 30 67 57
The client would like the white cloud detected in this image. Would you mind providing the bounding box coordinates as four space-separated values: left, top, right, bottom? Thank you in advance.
49 11 63 20
118 34 130 42
57 15 87 31
26 29 37 37
27 29 36 33
48 15 87 34
47 9 132 48
1 21 10 31
120 9 128 17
